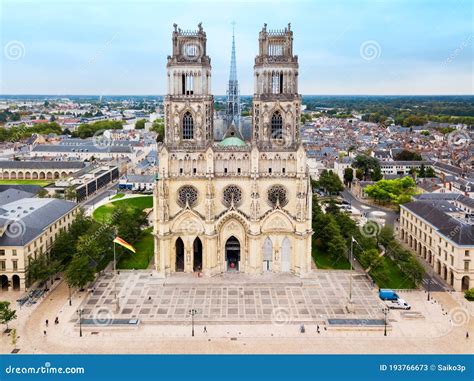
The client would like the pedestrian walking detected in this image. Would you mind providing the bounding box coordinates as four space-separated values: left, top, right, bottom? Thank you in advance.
466 332 469 339
54 317 59 325
317 325 320 334
203 326 207 333
45 319 49 327
43 330 47 336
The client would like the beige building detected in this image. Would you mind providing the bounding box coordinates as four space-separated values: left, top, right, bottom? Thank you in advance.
399 194 473 291
0 197 78 291
153 23 312 276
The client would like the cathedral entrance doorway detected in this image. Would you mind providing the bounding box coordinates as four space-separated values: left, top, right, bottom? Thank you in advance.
193 237 203 272
225 236 240 271
263 237 273 271
175 238 185 272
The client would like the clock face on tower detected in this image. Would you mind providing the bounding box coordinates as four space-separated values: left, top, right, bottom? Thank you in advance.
182 42 200 61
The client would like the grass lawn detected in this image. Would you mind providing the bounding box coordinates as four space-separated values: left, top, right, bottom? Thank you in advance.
111 193 125 200
93 195 153 223
312 245 351 270
370 255 417 289
0 179 52 186
117 228 154 269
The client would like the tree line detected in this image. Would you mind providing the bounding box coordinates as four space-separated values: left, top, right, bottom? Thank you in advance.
27 204 147 293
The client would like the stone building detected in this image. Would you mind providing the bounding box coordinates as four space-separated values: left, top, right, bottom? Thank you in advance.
153 23 312 276
399 194 473 291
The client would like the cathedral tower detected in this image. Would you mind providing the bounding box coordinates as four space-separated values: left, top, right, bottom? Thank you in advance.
252 23 300 148
164 23 214 148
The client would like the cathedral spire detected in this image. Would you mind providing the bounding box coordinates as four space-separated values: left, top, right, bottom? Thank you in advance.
225 21 241 131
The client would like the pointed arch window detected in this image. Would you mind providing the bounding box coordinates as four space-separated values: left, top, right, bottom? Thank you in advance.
182 111 194 140
271 111 283 139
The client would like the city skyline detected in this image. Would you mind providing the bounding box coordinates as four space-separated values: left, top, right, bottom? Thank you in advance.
1 0 472 96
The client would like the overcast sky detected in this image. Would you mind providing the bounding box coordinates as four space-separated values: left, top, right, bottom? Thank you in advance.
1 0 472 95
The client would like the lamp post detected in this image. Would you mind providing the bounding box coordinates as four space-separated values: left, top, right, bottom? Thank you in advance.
77 308 84 337
427 274 431 301
189 309 197 337
382 307 389 337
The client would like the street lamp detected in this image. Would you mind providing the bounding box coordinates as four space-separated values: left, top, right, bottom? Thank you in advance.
189 309 197 337
77 308 84 337
382 307 389 337
427 274 431 301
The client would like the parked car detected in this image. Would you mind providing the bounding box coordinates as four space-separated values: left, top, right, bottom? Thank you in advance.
385 298 411 310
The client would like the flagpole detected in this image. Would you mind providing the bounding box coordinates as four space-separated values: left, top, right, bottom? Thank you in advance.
349 236 353 303
346 236 355 313
113 240 119 311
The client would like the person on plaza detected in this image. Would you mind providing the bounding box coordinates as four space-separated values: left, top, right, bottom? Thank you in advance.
45 319 48 327
203 326 207 333
54 317 59 325
43 330 47 336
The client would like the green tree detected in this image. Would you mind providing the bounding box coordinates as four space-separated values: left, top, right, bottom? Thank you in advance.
418 164 426 178
343 167 354 185
403 256 425 285
314 169 344 194
113 204 147 244
328 233 347 260
425 166 436 178
64 186 77 200
151 119 165 142
26 256 51 287
37 189 48 198
355 168 364 181
352 155 381 181
135 119 146 129
359 248 380 269
0 301 17 331
365 176 417 205
378 225 394 246
394 149 422 161
65 255 95 291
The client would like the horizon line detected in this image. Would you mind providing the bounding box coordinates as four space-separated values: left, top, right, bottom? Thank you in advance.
1 94 473 97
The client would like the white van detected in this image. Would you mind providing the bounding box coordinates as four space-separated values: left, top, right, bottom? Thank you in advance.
385 298 411 310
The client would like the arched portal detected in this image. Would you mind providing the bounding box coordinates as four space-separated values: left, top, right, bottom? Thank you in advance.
0 275 8 291
175 238 185 272
263 237 273 271
193 237 203 272
225 236 240 271
12 275 20 291
461 276 470 291
281 237 291 272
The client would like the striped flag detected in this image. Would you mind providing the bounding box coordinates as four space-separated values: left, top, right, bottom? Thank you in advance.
113 236 136 253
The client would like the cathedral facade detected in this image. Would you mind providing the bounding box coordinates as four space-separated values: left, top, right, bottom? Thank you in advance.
153 23 313 276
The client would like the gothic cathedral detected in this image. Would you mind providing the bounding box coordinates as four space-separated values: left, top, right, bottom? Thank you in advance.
153 23 312 276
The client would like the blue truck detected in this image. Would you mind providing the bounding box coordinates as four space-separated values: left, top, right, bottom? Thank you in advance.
379 289 399 301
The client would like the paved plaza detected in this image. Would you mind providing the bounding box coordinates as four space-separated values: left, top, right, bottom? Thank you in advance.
79 270 385 325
